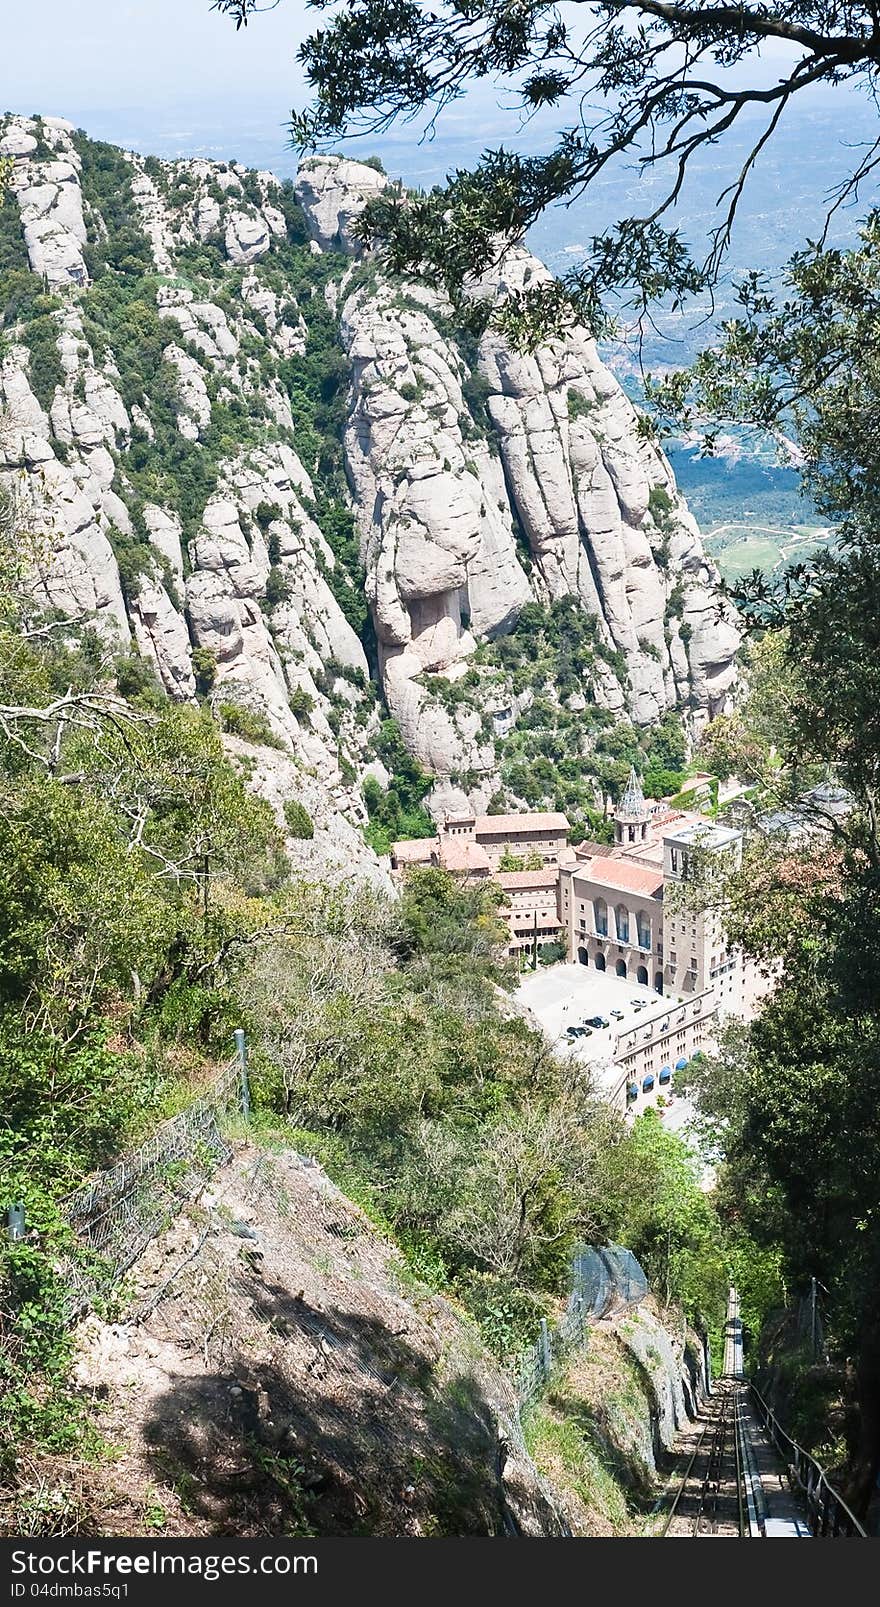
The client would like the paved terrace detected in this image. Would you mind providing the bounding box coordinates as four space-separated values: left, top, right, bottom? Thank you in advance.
516 963 698 1137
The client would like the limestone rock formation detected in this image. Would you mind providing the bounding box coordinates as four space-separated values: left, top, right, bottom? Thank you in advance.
296 158 737 779
474 247 740 725
3 118 89 290
0 115 738 865
295 155 389 253
225 208 271 266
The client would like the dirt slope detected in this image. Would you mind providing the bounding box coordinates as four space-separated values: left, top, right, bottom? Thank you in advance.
71 1143 563 1537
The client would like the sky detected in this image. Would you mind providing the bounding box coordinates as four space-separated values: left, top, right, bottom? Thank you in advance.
3 0 847 172
4 0 308 111
2 0 315 165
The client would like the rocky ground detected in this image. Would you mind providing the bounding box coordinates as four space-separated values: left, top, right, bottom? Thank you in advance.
57 1143 564 1538
522 1300 709 1536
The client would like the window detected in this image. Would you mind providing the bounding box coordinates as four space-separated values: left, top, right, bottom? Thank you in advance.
594 897 608 937
615 904 629 942
636 910 651 949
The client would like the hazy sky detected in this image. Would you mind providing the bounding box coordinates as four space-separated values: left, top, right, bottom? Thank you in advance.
2 0 559 171
4 1 827 136
2 2 864 188
3 1 309 127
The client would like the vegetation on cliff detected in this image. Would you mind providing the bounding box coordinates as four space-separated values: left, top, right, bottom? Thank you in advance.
0 483 733 1516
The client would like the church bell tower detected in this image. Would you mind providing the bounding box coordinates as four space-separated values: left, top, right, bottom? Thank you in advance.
614 766 651 847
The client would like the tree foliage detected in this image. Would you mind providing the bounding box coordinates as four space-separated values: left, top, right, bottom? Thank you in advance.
217 0 880 336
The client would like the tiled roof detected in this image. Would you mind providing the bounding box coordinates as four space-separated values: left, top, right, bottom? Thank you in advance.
391 837 436 864
438 838 491 873
579 855 664 897
495 869 560 890
474 812 569 836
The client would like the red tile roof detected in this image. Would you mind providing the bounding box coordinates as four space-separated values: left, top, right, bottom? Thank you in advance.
579 856 664 897
391 838 436 864
438 838 491 873
495 869 560 890
475 812 569 836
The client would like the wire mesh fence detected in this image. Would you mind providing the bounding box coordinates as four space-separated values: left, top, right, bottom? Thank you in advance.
514 1244 648 1408
60 1053 248 1318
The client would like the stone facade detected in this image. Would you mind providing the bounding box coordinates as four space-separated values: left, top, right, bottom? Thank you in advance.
391 810 570 952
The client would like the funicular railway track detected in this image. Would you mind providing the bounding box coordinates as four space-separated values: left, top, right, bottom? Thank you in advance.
661 1288 826 1539
661 1380 747 1537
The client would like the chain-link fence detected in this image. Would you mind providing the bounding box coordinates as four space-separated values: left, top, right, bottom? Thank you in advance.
514 1244 648 1408
60 1052 248 1317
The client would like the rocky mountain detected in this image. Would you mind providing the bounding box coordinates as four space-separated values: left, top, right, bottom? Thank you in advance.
0 114 738 861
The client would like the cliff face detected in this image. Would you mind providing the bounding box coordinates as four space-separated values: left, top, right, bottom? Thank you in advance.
0 117 737 844
333 171 738 782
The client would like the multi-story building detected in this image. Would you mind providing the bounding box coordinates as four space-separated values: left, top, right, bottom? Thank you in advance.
393 772 776 1116
592 988 718 1112
559 769 755 1003
495 868 565 956
391 809 570 875
391 809 571 955
560 852 665 988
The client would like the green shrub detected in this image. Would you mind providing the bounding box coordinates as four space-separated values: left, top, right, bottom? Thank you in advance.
288 686 315 719
191 647 218 696
218 701 283 748
22 314 64 412
567 389 594 421
283 799 315 839
264 565 293 609
255 500 283 531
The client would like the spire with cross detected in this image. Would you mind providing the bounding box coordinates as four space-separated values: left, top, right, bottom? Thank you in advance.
619 765 647 818
615 766 650 845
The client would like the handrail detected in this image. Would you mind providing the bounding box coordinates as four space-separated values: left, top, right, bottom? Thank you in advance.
749 1382 867 1537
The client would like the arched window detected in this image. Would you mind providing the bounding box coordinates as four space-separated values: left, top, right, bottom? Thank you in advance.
637 964 649 986
654 971 663 994
594 952 606 972
616 958 627 978
577 946 588 966
594 897 608 936
636 909 652 949
615 903 629 942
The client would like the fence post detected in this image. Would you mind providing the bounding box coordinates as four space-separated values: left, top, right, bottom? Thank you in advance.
539 1317 552 1383
234 1028 250 1123
6 1203 25 1242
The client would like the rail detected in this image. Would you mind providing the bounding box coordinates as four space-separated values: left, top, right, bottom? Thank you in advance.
660 1381 746 1537
749 1383 867 1537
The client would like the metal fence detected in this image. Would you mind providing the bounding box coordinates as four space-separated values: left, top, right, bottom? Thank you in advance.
795 1278 827 1363
750 1382 867 1537
59 1042 249 1316
514 1245 648 1408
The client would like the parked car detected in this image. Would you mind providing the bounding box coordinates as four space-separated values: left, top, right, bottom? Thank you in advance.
610 1009 625 1020
584 1015 610 1029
